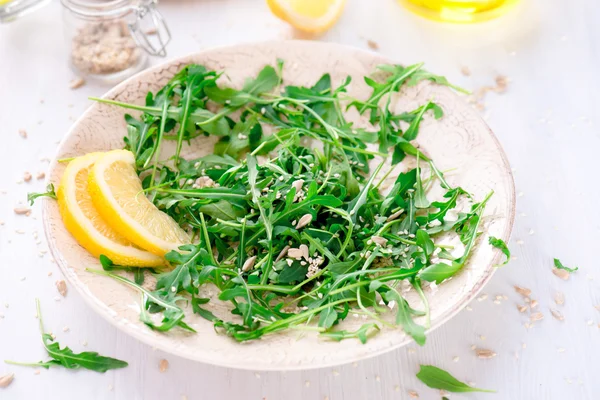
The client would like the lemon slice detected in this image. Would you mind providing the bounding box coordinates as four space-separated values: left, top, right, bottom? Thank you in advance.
57 153 164 267
88 150 190 256
266 0 346 34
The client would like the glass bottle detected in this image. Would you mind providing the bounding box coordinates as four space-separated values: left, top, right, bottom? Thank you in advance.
399 0 520 23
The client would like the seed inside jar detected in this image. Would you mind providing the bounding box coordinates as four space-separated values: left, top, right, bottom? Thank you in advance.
71 20 141 75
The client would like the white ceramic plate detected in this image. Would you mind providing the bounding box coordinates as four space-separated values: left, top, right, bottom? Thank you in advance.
43 41 515 370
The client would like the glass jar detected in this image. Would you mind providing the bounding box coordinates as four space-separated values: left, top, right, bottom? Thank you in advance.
61 0 171 83
0 0 50 23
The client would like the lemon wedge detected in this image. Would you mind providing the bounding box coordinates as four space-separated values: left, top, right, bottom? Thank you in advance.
88 150 190 256
266 0 346 34
57 153 164 267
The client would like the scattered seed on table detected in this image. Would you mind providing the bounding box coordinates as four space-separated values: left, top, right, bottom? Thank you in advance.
56 280 67 297
69 77 86 89
159 359 169 372
0 373 14 388
514 286 531 297
517 305 528 313
530 312 544 322
550 309 564 321
530 300 539 309
475 348 497 359
408 390 419 399
554 291 565 305
552 268 570 280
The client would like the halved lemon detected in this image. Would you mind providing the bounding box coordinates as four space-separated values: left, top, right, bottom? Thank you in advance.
88 150 190 256
266 0 346 34
57 153 164 267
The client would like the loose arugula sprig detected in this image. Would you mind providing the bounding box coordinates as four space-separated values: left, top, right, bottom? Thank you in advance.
5 299 128 372
553 258 578 273
416 365 495 393
489 236 510 266
87 61 500 345
28 184 57 205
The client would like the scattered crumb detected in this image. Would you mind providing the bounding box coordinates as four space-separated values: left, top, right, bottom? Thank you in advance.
530 312 544 322
528 229 535 235
470 344 476 350
62 326 69 332
475 348 497 359
69 77 86 90
479 335 486 341
375 375 381 382
18 129 27 139
554 292 565 305
408 390 419 398
587 319 594 326
552 268 570 280
550 309 564 321
517 305 528 313
557 347 566 353
460 66 471 76
367 39 379 50
159 359 169 372
33 370 40 375
36 172 46 180
466 305 473 311
145 27 158 35
332 370 340 376
477 294 488 302
47 271 53 277
514 286 531 297
453 356 460 362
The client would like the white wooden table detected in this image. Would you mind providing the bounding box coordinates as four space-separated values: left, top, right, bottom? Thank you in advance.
1 0 599 399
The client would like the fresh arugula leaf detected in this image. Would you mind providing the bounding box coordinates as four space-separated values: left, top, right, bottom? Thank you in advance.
4 299 128 373
28 184 57 205
416 365 495 393
553 258 578 273
489 236 510 266
320 323 380 344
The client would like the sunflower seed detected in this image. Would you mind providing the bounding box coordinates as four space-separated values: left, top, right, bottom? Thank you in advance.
386 209 404 221
530 312 544 322
550 309 564 321
14 206 31 216
554 291 565 305
299 244 309 261
296 214 312 230
287 248 303 259
371 236 388 247
552 268 570 280
475 348 497 359
517 305 528 313
55 280 67 297
514 285 531 297
275 245 290 263
159 359 169 372
242 256 257 272
0 373 14 388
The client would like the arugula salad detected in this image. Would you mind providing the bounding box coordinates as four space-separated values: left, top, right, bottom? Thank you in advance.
83 60 509 345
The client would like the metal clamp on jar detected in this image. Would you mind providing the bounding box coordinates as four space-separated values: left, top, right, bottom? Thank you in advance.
61 0 171 83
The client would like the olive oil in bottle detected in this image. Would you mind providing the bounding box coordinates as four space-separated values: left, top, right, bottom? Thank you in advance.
399 0 519 23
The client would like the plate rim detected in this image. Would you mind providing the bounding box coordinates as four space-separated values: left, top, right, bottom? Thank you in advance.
42 39 516 370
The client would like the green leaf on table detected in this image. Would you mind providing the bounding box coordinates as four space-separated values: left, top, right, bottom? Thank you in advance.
488 236 510 266
28 184 57 205
553 258 578 273
4 299 128 373
416 365 495 393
